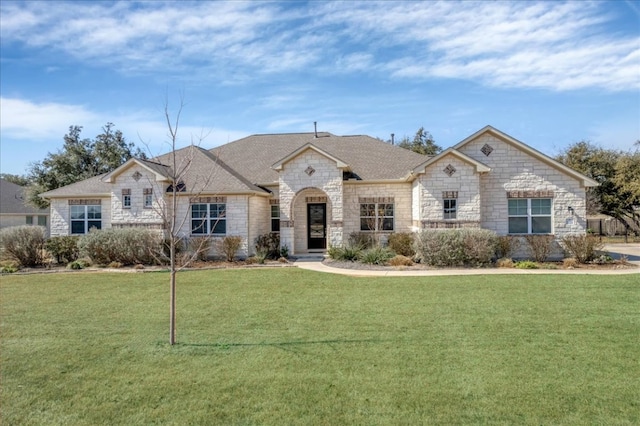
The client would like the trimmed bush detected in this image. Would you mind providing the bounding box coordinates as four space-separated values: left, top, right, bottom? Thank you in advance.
0 225 46 267
216 235 243 262
387 232 415 257
78 228 162 265
187 237 213 261
359 246 395 265
561 235 603 264
496 257 514 268
415 229 497 267
45 236 79 264
495 236 521 259
254 233 280 259
563 258 579 268
523 235 555 262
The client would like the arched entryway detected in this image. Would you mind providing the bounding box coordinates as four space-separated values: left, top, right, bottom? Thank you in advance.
291 187 332 253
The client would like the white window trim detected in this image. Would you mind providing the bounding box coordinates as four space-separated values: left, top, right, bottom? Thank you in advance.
508 198 553 234
191 203 227 235
359 202 395 232
270 204 280 233
70 205 102 235
443 199 457 220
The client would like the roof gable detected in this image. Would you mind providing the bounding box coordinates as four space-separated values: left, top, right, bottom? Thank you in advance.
455 126 598 187
413 148 491 175
102 158 171 183
272 143 350 171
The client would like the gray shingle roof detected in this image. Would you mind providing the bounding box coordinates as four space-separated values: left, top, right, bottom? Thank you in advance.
40 174 112 198
211 133 428 184
39 132 430 198
1 179 49 213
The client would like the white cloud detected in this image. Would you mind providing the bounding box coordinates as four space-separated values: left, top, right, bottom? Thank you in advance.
0 97 99 140
1 1 638 91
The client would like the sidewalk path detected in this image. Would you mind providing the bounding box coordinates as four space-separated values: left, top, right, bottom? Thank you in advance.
294 244 640 277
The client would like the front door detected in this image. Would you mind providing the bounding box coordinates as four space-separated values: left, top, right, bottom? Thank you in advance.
307 203 327 250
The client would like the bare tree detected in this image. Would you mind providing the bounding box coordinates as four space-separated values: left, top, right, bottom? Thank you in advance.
143 95 218 345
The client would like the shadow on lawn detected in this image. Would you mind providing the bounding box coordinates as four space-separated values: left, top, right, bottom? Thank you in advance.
173 338 394 355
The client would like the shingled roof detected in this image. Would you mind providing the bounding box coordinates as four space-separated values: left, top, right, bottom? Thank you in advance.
211 132 428 184
0 179 49 214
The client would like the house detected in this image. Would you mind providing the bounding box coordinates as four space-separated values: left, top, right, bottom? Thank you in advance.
41 125 598 258
0 178 50 234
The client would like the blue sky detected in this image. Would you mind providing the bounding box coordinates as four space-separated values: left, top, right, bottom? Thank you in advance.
1 0 639 176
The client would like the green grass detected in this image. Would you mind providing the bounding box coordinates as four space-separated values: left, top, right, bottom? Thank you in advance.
2 269 639 425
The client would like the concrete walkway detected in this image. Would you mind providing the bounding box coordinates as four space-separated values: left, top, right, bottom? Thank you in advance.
293 244 640 277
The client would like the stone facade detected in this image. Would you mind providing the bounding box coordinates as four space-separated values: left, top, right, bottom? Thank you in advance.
44 127 593 261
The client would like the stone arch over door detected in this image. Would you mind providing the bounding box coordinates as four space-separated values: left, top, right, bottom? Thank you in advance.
290 187 332 253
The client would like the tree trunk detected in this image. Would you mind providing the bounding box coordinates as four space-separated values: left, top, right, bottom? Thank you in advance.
170 242 176 345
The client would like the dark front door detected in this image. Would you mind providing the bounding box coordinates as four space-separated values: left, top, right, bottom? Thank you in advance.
307 203 327 250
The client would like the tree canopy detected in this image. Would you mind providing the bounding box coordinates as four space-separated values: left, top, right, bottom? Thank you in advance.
397 127 442 156
27 123 145 208
556 141 639 233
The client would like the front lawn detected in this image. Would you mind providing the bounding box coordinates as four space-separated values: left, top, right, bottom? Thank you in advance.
1 269 638 424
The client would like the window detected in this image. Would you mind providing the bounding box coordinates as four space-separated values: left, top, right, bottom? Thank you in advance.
191 203 226 235
508 198 552 234
70 205 102 234
122 189 131 208
37 216 47 226
443 199 457 219
271 204 280 233
360 203 394 231
26 216 33 225
143 188 153 208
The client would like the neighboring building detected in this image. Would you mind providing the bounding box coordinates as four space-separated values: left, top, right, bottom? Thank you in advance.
41 126 598 258
0 178 50 234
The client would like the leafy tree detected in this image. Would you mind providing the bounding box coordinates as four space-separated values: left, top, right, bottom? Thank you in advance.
397 127 442 156
26 123 145 208
556 141 639 236
0 173 30 186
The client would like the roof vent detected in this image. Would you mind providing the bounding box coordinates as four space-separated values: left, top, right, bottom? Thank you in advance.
314 121 318 138
391 133 395 145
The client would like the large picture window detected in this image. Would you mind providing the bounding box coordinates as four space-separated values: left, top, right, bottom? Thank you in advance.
271 204 280 233
70 205 102 234
360 203 394 231
191 203 226 235
508 198 552 234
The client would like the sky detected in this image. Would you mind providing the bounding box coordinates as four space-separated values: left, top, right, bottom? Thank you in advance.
1 0 639 176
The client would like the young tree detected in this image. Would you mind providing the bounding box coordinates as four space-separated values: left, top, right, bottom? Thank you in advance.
26 124 145 208
397 127 442 156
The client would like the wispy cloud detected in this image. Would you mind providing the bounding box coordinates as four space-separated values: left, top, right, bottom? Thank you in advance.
1 1 637 91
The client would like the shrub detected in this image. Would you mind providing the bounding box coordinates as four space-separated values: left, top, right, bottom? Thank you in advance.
515 260 539 269
254 233 280 259
280 245 289 259
45 236 80 264
216 235 243 262
108 261 123 269
414 229 497 267
496 257 514 268
67 257 92 270
561 235 603 263
495 236 521 259
0 260 20 273
0 225 46 267
359 246 394 265
328 245 362 261
255 248 269 264
563 257 579 268
523 235 555 262
186 237 213 261
387 232 415 257
347 232 376 249
388 254 414 267
78 228 162 265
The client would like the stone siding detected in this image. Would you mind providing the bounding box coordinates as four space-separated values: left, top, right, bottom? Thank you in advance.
49 197 111 236
277 149 343 254
416 155 481 224
248 195 271 256
343 182 413 243
110 165 165 228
